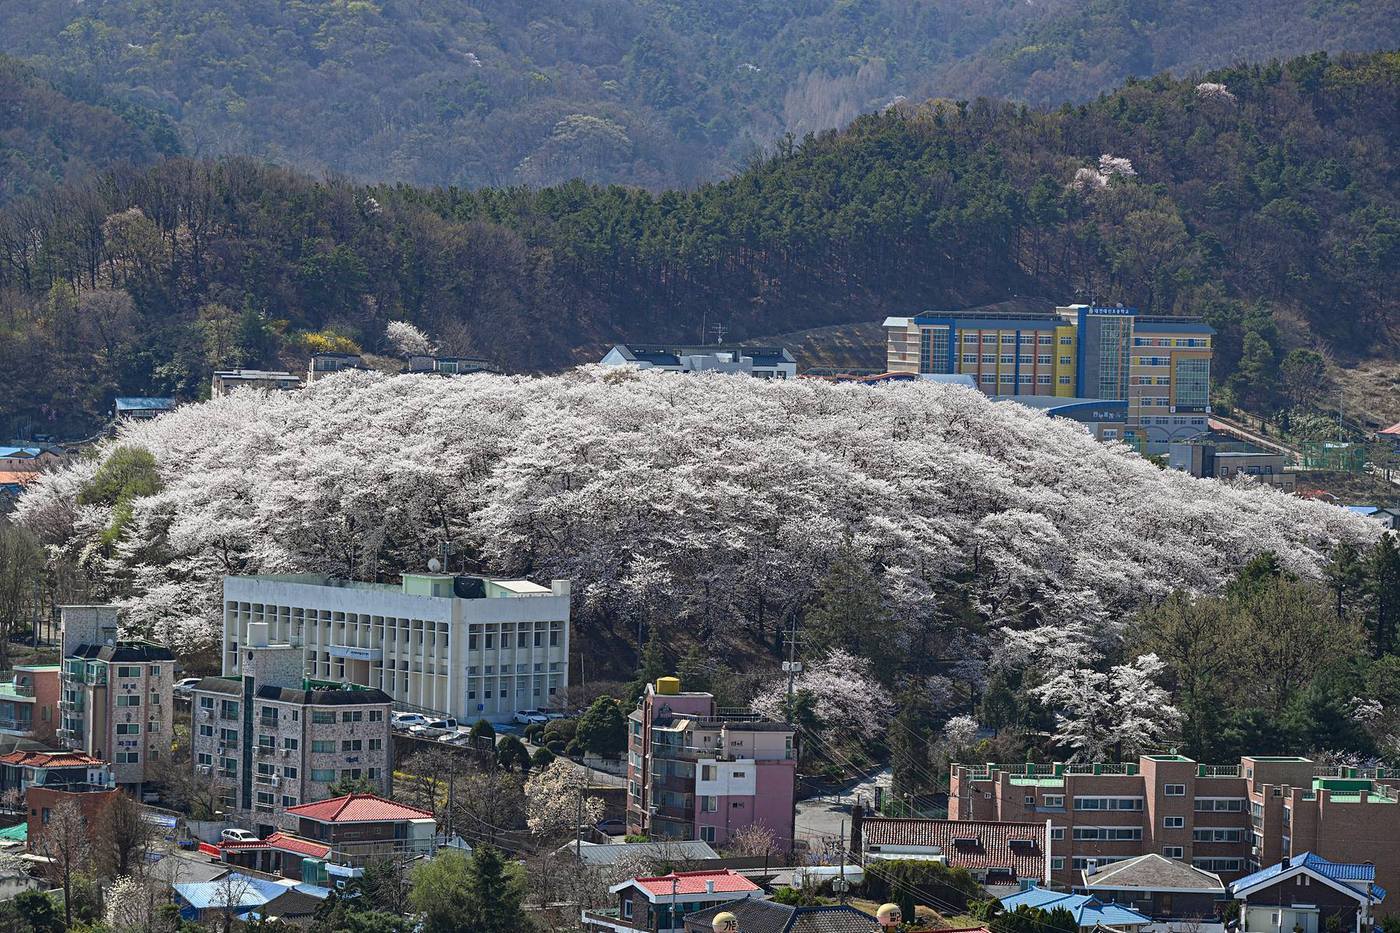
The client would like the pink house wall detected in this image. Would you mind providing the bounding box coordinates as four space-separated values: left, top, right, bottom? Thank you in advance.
692 759 797 851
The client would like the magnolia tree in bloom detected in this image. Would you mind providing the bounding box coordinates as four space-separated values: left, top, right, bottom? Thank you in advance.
385 320 436 356
16 368 1378 660
1032 652 1180 761
524 758 604 839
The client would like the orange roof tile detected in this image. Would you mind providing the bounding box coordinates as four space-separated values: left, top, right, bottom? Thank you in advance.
263 831 331 859
284 793 436 824
633 870 761 898
0 750 105 768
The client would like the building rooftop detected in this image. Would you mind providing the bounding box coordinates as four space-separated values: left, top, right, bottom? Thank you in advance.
69 642 175 663
193 676 392 706
1231 853 1386 902
113 397 176 411
556 839 720 865
0 750 106 769
285 793 436 824
609 344 795 367
219 831 331 859
998 888 1153 928
213 370 300 380
254 685 393 706
0 447 44 459
173 874 292 911
685 900 879 933
228 572 560 600
1080 854 1225 893
623 869 762 899
859 817 1045 879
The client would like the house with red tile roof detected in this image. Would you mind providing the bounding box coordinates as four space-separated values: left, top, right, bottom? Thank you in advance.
0 749 112 795
283 793 438 881
850 807 1051 887
583 869 762 932
206 830 335 881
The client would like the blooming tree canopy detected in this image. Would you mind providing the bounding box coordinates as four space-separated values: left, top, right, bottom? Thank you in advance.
385 320 436 356
1032 652 1181 761
751 649 893 741
16 368 1377 659
524 758 604 838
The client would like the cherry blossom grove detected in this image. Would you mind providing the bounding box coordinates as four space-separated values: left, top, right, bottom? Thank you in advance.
16 367 1378 658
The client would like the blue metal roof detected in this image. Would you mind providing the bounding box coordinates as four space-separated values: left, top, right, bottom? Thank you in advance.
114 397 176 411
999 886 1152 927
1346 506 1380 516
0 447 42 459
1231 853 1381 899
174 874 289 910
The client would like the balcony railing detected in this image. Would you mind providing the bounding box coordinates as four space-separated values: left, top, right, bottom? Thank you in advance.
1199 764 1243 778
327 839 437 869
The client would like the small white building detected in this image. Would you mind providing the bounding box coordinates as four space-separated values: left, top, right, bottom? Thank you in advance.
211 370 302 397
601 344 797 379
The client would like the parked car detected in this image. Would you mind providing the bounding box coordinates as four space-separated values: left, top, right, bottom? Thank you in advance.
514 710 548 725
220 828 259 844
409 718 459 737
437 730 473 746
538 709 570 721
595 819 626 836
392 712 428 730
173 677 202 696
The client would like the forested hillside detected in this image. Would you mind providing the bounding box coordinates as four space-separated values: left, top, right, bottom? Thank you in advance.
0 55 177 205
0 53 1395 435
0 0 1393 190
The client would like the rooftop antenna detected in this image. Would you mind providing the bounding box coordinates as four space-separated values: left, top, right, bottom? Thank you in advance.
709 321 728 345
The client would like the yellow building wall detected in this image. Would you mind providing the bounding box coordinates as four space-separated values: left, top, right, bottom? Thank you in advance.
1053 325 1077 397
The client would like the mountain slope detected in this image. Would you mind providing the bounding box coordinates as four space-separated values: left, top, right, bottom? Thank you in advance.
0 0 1393 190
0 52 1394 434
0 55 177 205
16 369 1379 658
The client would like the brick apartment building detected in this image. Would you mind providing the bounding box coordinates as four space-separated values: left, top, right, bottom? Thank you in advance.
627 677 797 851
57 606 175 791
950 754 1400 914
192 623 392 836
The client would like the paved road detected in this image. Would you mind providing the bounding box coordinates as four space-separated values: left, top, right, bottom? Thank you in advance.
793 767 891 853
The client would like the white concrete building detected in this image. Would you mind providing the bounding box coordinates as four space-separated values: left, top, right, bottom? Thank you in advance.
600 344 797 379
221 573 571 722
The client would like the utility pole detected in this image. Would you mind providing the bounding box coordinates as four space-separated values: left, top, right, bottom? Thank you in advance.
835 822 850 905
446 767 456 846
709 321 728 345
782 616 803 703
575 778 584 859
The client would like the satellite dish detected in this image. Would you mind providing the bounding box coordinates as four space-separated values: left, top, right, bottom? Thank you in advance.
427 558 442 573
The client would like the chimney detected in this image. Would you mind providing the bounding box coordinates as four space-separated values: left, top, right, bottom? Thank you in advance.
705 879 716 895
851 803 865 856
